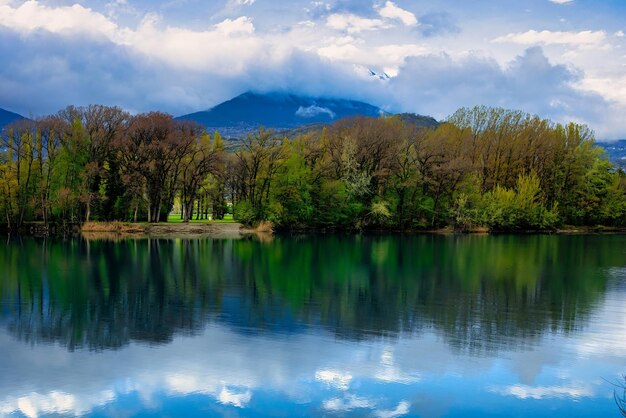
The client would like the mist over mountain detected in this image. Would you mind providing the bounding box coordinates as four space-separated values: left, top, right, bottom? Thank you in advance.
3 92 440 141
176 91 440 137
176 92 385 137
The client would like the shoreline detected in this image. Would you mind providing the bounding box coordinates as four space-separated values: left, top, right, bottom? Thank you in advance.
81 221 252 239
4 221 626 239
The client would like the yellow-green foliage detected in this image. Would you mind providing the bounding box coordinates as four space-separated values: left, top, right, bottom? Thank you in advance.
2 104 625 231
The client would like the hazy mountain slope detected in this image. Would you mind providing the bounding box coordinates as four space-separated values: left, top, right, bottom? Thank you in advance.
176 92 440 138
176 92 383 136
0 107 25 129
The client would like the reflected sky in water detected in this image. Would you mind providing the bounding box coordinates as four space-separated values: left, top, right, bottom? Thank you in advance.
0 234 625 417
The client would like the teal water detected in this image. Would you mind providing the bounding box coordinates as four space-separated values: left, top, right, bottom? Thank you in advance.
0 234 625 417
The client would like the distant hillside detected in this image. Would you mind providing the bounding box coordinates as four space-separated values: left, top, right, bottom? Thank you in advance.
596 140 626 168
176 92 383 137
0 107 25 129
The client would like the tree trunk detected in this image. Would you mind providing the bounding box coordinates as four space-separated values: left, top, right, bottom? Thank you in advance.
86 200 91 223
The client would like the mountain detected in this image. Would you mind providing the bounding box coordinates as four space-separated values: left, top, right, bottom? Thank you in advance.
176 92 384 137
176 91 441 138
596 140 626 168
0 107 26 129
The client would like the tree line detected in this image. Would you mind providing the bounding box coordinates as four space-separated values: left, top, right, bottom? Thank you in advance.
0 105 224 229
1 104 625 231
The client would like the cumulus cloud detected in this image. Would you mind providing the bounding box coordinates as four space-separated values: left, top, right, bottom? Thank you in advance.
0 0 623 138
326 13 387 33
0 2 262 73
0 1 118 38
549 0 574 4
326 1 417 33
377 1 417 26
388 47 611 134
213 16 255 35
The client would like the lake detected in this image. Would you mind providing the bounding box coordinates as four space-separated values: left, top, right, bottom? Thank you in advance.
0 234 625 417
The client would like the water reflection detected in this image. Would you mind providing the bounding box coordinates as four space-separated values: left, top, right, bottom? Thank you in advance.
0 235 616 352
0 234 625 417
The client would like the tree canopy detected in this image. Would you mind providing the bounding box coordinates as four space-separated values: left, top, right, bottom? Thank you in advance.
1 104 624 231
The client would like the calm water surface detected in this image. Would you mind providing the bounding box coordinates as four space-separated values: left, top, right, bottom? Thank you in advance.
0 234 625 417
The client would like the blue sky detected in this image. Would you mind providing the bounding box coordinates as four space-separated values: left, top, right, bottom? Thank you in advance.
0 0 625 138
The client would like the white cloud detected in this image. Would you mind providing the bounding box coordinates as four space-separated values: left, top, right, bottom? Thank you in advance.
374 44 429 66
388 47 615 136
0 0 624 137
0 1 118 38
315 369 352 390
166 374 214 395
213 16 255 35
317 39 361 61
165 375 252 408
295 105 336 118
549 0 574 4
374 401 411 418
323 395 375 412
326 13 387 33
491 384 593 399
375 348 420 384
0 2 262 73
326 2 417 33
0 391 115 418
218 387 252 408
578 75 626 106
570 283 626 356
120 15 263 73
493 30 606 46
377 1 417 26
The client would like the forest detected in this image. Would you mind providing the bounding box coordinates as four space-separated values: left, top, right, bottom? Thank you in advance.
1 104 625 231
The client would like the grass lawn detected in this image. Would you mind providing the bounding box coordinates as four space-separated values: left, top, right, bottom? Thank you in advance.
167 214 235 224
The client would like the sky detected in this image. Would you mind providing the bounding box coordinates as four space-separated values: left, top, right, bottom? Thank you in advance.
0 0 625 138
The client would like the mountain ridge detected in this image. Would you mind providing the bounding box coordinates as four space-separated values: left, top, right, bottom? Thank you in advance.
176 91 383 136
176 91 439 137
176 91 438 137
0 107 26 129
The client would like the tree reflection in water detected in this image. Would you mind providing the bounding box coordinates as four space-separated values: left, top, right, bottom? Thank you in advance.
0 234 621 353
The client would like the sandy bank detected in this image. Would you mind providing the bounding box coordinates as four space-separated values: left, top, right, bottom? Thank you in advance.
81 221 252 239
